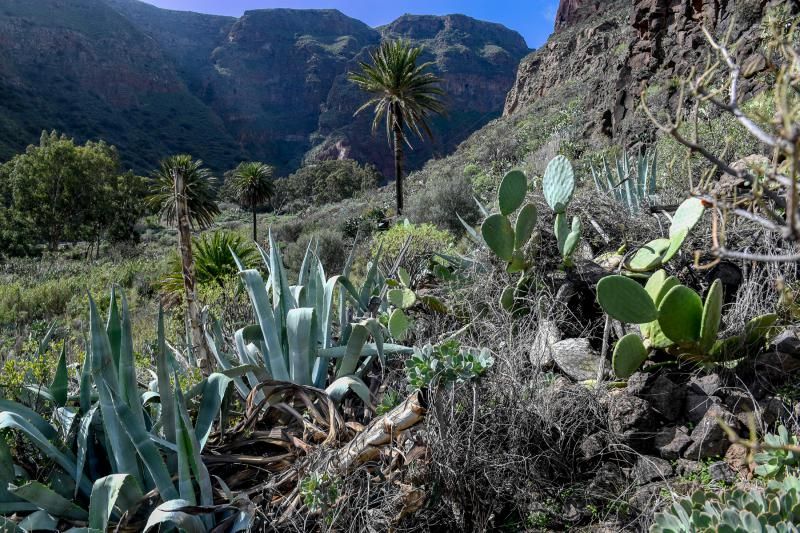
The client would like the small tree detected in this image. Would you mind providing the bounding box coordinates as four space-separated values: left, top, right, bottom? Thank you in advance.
349 40 445 215
148 154 219 375
230 161 275 241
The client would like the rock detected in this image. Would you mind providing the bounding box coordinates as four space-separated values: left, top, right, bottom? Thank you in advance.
609 392 654 452
655 426 692 460
683 405 738 460
631 456 673 485
689 374 724 397
628 481 666 512
724 443 751 479
530 320 560 370
640 375 685 422
707 461 737 483
676 459 702 477
759 397 788 427
587 463 626 500
685 390 721 424
581 432 608 460
551 338 602 381
771 329 800 356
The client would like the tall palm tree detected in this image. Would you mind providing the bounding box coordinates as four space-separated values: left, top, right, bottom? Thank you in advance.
230 161 275 241
148 154 220 376
349 39 445 215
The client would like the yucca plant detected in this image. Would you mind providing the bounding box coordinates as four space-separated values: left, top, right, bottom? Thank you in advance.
0 289 253 531
209 232 412 406
590 148 658 215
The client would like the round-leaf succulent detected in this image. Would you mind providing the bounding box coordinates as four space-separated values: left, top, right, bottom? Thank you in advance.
481 214 515 262
669 197 705 238
658 285 703 343
699 279 723 352
627 238 670 271
613 333 649 378
498 170 527 216
514 203 538 249
542 155 575 214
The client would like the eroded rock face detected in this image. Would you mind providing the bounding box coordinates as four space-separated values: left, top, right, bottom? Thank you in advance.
505 0 794 148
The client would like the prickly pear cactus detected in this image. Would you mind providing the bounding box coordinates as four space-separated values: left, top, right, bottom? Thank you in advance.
543 156 575 214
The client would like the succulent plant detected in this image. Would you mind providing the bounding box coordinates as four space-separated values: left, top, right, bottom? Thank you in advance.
650 475 800 533
543 155 575 214
754 425 800 480
626 198 706 272
591 148 658 215
597 271 779 377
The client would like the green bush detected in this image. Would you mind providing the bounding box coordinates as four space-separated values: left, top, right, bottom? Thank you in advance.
371 222 453 286
285 227 348 276
405 340 493 390
275 159 381 210
406 165 481 235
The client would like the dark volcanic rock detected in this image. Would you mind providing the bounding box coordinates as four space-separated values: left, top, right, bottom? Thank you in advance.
684 404 738 460
609 392 654 452
655 426 692 460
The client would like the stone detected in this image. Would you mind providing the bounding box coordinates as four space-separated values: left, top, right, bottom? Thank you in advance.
551 338 602 381
530 319 560 370
581 432 608 460
724 443 751 479
689 374 724 397
771 329 800 356
707 461 737 483
683 405 738 460
631 456 673 485
628 481 666 512
684 390 721 424
759 397 788 427
609 392 654 452
655 426 692 460
675 459 702 477
641 375 685 422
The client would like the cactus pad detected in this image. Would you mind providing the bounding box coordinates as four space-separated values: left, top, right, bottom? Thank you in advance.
613 333 649 378
661 229 688 265
669 198 705 238
481 213 515 262
597 275 658 324
658 285 702 343
498 170 528 216
563 216 582 257
699 279 723 352
628 238 671 271
514 203 538 249
499 286 515 312
543 155 575 214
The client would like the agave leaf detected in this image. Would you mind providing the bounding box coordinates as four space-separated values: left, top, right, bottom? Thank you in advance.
0 400 58 440
106 287 122 373
194 373 232 450
10 481 88 521
152 306 177 445
335 323 369 378
205 322 256 401
37 321 56 358
51 344 69 407
319 343 411 359
286 308 318 386
174 381 213 527
143 499 206 533
102 383 177 501
75 404 100 498
457 213 483 245
326 376 373 408
238 268 291 382
118 293 147 434
0 517 25 532
79 352 91 415
19 510 58 531
88 474 143 530
89 296 141 480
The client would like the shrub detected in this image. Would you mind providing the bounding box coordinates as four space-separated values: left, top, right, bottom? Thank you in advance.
275 159 381 209
371 222 453 286
284 227 348 276
406 165 481 235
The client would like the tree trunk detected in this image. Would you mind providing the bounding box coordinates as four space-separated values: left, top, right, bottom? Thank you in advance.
392 104 405 215
174 169 213 376
252 202 258 242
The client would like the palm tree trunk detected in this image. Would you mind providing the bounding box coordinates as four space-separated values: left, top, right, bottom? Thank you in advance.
252 202 258 242
174 169 213 376
392 103 405 215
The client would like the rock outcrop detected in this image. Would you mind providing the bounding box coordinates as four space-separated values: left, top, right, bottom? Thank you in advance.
505 0 792 147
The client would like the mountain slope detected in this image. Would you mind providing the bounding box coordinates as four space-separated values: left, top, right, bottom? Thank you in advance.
0 0 529 176
0 0 242 171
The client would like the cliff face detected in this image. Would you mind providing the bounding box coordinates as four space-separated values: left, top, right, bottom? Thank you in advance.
504 0 787 146
0 0 529 175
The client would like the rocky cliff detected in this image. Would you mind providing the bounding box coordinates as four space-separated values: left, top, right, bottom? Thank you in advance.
0 0 529 175
504 0 787 147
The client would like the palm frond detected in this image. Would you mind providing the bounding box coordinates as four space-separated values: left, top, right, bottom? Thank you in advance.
147 155 220 229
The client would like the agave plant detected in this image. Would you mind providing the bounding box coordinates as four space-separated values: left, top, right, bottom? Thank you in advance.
0 288 253 531
208 232 412 406
591 148 658 215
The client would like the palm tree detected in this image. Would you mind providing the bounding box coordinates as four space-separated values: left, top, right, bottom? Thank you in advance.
148 154 220 375
349 40 445 215
230 161 275 241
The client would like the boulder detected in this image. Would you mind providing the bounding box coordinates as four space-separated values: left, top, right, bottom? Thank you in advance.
551 338 602 381
654 426 692 460
530 319 560 370
683 404 738 460
609 392 654 452
631 456 673 485
707 461 737 483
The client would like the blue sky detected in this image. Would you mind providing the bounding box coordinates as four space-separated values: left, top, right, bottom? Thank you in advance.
141 0 559 48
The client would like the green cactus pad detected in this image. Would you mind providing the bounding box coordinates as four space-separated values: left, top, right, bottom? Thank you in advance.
708 336 745 362
669 198 705 238
596 275 658 324
554 212 568 255
388 288 416 309
506 250 527 273
543 155 575 214
700 279 723 352
644 270 669 302
499 286 515 312
661 229 688 265
627 238 671 271
658 285 702 343
647 320 675 349
612 333 649 378
563 216 582 257
498 170 528 216
481 213 515 262
514 203 538 249
388 309 410 339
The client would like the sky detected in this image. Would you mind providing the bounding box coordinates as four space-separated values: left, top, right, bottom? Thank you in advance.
141 0 560 48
